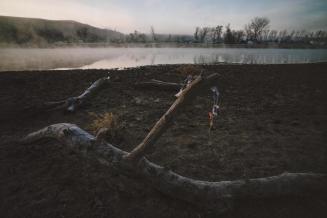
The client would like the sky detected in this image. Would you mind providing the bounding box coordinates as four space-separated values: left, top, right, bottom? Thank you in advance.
0 0 326 34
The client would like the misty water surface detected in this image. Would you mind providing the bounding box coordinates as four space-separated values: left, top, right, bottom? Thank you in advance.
0 47 327 71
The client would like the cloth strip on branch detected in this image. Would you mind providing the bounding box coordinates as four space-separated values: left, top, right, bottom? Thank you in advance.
209 86 220 130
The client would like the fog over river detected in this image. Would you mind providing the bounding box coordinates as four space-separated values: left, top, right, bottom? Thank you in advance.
1 47 327 71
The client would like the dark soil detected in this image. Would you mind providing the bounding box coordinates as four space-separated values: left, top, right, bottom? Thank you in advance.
0 63 327 218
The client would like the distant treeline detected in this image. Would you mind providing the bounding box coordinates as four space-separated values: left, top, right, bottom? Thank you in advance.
1 15 326 47
135 17 326 47
191 17 327 46
123 17 327 47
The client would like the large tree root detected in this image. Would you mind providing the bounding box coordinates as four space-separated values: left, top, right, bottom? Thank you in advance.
44 76 110 112
22 123 327 212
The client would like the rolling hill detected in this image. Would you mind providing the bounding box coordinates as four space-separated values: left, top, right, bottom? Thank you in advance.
0 15 124 46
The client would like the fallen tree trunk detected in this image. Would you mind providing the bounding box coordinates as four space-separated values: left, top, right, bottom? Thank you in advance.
44 76 110 112
22 123 327 212
134 79 181 91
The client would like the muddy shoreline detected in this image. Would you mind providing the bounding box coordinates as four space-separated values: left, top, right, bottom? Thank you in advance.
1 63 327 217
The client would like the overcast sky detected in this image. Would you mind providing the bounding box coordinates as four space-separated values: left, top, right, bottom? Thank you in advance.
1 0 326 34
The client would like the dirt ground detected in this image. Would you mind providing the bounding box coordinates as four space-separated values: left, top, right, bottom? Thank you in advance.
0 63 326 218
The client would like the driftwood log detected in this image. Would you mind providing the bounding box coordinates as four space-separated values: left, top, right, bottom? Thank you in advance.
134 79 181 91
22 73 327 212
44 76 110 112
22 123 327 211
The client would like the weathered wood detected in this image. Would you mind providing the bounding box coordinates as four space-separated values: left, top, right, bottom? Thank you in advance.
45 76 110 112
134 79 181 91
21 72 327 212
125 73 219 161
22 123 327 212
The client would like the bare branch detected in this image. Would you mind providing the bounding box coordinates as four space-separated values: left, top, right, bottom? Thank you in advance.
124 73 219 161
44 76 110 112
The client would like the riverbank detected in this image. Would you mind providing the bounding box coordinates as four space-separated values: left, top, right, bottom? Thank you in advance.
0 63 326 217
1 47 327 71
1 42 326 49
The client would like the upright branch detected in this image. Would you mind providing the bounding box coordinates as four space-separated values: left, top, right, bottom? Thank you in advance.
124 73 219 161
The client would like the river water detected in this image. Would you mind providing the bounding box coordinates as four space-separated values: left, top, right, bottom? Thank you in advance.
1 47 327 71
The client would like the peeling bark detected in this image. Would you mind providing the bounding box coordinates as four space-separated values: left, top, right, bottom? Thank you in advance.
22 123 327 212
44 76 110 112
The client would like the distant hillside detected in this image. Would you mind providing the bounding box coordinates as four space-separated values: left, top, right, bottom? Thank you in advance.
0 16 124 46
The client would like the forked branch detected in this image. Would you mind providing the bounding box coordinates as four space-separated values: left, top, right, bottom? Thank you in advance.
44 76 110 112
124 73 219 160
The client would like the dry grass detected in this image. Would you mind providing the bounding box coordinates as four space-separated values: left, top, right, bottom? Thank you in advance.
89 112 125 144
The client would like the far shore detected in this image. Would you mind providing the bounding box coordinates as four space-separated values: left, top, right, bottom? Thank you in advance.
1 42 326 49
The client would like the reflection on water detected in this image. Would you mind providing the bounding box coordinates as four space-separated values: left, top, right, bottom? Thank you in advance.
0 47 327 71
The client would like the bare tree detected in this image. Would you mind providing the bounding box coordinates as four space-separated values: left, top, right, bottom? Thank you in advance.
199 27 210 43
150 26 156 42
262 29 270 42
268 30 278 42
224 24 234 44
278 30 288 43
213 25 223 43
194 27 200 42
233 30 245 43
245 17 270 42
